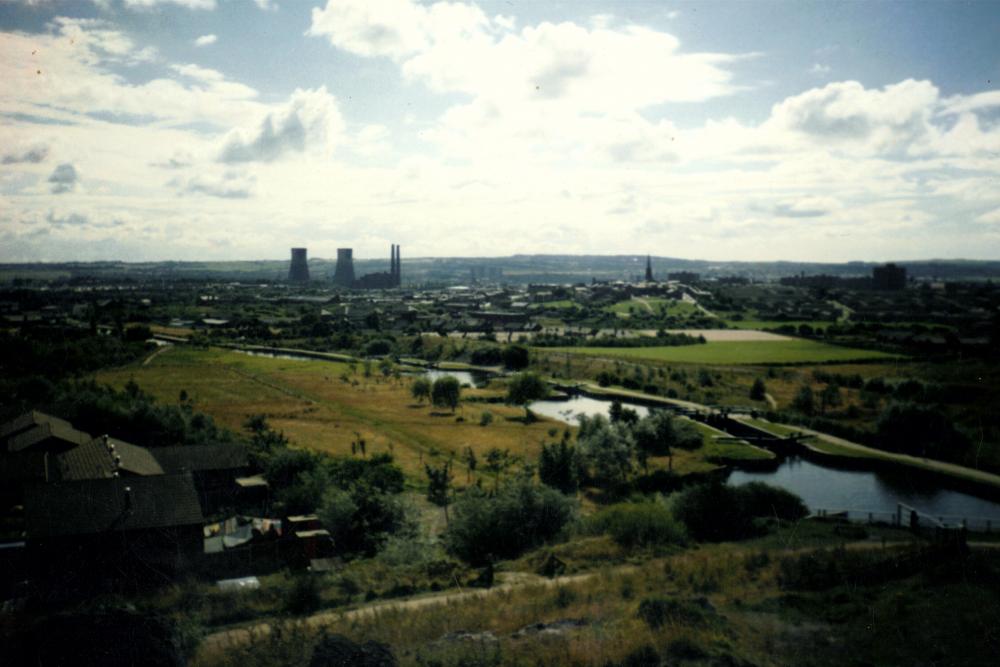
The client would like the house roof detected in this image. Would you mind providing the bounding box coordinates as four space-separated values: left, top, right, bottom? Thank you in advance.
24 473 204 538
6 421 92 454
53 436 164 481
110 438 165 476
150 444 248 473
0 411 73 443
55 437 114 481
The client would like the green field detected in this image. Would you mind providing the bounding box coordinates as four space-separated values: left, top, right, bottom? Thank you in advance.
605 297 699 318
724 319 834 330
545 339 899 365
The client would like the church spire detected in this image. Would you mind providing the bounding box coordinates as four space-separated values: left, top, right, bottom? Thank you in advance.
644 255 654 282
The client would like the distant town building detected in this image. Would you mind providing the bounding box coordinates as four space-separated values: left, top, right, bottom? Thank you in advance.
288 247 310 282
469 266 504 283
873 263 907 290
667 271 700 283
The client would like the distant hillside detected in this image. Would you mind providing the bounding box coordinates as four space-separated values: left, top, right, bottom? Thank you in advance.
2 256 999 285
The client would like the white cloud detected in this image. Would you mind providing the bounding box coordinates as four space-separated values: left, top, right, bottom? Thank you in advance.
0 19 261 128
172 169 255 198
218 87 343 163
810 63 831 74
121 0 217 10
940 90 1000 115
976 208 1000 225
48 162 78 193
765 79 940 155
2 144 49 164
194 33 217 46
309 0 741 111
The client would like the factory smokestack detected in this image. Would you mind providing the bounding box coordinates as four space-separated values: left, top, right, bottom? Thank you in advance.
288 247 310 282
333 248 355 287
394 244 401 287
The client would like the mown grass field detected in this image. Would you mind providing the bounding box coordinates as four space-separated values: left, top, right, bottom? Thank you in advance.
605 297 699 319
546 339 899 365
96 346 560 482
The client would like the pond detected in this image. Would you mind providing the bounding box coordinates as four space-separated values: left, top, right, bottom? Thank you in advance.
529 395 651 424
532 392 1000 527
416 368 492 388
728 456 1000 527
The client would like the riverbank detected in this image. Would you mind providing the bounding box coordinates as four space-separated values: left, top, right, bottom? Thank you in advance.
549 379 1000 497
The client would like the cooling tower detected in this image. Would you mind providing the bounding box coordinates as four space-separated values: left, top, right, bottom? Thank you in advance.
288 247 310 282
333 248 355 287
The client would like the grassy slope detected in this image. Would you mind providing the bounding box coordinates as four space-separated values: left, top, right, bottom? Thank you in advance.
96 346 558 482
546 339 899 365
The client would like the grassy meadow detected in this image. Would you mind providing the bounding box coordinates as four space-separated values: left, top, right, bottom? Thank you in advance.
546 339 899 365
186 521 1000 667
96 346 560 482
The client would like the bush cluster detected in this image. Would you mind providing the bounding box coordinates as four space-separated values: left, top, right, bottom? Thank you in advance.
444 481 574 564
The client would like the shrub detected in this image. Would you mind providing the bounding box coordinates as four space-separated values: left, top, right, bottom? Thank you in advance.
589 502 686 548
538 440 578 494
738 482 809 521
479 410 493 427
637 597 715 629
444 481 574 564
671 482 807 542
364 339 393 356
670 482 754 541
875 402 970 460
308 633 397 667
501 344 530 370
469 347 502 366
284 574 321 615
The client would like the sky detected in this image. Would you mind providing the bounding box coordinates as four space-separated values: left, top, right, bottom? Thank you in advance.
1 0 999 263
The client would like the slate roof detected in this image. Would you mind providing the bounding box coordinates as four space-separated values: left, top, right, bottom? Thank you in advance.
0 411 74 444
54 438 114 481
150 445 248 473
24 473 204 538
6 422 92 454
110 438 165 476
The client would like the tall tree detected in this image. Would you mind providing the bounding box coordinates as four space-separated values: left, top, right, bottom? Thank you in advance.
431 376 461 412
410 376 431 403
506 372 548 421
425 460 453 524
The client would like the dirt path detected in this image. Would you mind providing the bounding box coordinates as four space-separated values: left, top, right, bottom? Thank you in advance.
142 343 173 366
196 538 1000 659
197 569 612 658
763 392 778 409
632 297 655 314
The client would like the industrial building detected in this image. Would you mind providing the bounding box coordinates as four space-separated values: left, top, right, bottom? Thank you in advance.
334 244 401 289
873 263 907 290
288 248 310 282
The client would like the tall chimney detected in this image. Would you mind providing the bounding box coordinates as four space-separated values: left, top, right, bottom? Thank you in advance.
395 244 401 287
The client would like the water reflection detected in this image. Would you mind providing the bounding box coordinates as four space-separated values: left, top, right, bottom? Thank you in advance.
418 369 491 388
529 395 650 424
729 456 1000 519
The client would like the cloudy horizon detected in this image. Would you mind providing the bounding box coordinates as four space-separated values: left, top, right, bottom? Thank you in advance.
1 0 999 263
